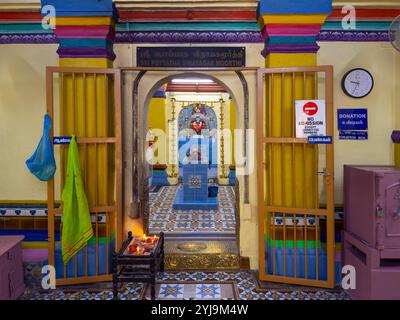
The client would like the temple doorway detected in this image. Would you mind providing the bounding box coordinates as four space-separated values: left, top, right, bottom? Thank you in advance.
144 75 240 269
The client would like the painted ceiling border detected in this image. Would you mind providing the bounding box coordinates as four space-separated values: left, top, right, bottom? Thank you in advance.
0 30 391 44
0 1 400 11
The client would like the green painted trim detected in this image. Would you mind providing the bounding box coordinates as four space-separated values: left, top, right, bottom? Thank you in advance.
322 21 391 31
0 20 392 35
265 236 322 249
0 23 52 33
268 36 316 44
59 38 112 48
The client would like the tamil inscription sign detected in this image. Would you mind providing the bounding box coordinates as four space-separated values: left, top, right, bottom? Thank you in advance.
137 47 246 68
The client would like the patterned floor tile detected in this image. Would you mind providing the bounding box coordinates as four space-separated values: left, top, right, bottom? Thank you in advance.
289 291 312 300
174 271 192 281
158 284 184 298
119 291 140 300
212 271 231 282
67 291 93 300
174 221 192 229
94 291 114 300
149 222 167 229
198 221 216 229
240 291 260 300
176 213 193 220
189 272 209 282
195 284 221 299
265 290 286 300
237 280 256 292
21 270 349 301
149 186 236 234
198 213 215 221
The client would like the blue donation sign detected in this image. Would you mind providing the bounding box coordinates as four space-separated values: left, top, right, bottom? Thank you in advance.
308 136 333 144
339 131 368 140
137 47 246 68
337 108 368 131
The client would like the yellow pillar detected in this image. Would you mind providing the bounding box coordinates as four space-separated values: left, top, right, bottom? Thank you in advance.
42 1 117 208
258 1 331 209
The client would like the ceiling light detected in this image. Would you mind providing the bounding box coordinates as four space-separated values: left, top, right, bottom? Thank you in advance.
171 78 215 84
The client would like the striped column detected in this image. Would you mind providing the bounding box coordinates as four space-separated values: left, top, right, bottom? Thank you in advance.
40 0 118 208
257 0 332 209
41 0 117 67
258 0 331 67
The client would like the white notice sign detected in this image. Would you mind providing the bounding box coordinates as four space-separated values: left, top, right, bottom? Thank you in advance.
295 100 326 138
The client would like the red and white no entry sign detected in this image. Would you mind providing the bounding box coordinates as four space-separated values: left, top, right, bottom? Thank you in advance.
303 101 318 116
295 99 326 138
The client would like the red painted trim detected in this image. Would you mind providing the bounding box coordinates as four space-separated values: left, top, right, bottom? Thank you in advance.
118 10 256 22
53 25 114 38
330 8 400 19
265 24 322 34
166 84 226 93
0 8 398 24
0 12 42 21
261 24 322 40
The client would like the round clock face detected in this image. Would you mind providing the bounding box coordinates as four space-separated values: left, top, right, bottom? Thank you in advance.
342 68 374 98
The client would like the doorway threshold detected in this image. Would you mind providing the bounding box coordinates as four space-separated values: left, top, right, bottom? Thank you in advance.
164 238 240 271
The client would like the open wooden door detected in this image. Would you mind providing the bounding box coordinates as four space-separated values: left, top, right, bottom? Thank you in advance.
257 66 335 288
46 67 123 285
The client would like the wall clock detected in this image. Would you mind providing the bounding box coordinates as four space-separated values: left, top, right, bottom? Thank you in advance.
341 68 374 98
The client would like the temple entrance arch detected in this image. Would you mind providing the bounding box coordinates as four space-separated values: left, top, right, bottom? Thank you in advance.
141 73 241 235
121 68 253 270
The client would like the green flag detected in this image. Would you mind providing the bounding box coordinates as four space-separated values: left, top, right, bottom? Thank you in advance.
61 135 93 265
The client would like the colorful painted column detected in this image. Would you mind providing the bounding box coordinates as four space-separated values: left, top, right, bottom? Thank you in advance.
42 0 117 68
41 0 118 206
258 0 331 209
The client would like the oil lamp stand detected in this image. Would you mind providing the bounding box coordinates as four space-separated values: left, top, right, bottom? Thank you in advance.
112 231 165 300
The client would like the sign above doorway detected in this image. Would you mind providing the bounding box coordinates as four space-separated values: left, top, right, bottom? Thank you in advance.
136 47 246 68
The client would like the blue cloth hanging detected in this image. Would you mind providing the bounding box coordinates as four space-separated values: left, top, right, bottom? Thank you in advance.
25 114 56 181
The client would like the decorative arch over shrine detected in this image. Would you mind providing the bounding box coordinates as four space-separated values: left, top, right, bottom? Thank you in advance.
178 103 218 137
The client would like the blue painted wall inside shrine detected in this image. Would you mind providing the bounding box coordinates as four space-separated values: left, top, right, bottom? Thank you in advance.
177 104 218 178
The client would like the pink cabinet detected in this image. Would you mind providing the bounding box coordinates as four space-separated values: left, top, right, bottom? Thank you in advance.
344 165 400 250
344 165 400 299
0 236 25 300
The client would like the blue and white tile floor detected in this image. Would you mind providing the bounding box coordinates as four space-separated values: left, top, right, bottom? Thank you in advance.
149 186 236 234
20 270 349 301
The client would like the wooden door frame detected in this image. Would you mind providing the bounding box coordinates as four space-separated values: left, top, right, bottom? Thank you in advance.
46 66 123 285
256 66 335 288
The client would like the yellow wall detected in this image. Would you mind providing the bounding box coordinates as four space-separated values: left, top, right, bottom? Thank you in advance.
318 42 398 204
1 41 399 268
148 97 167 164
0 44 59 201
